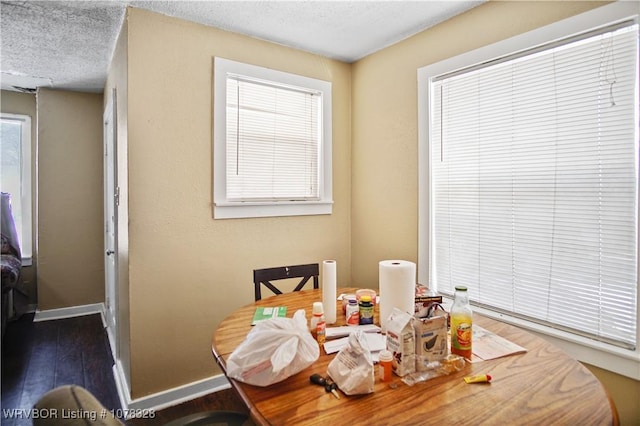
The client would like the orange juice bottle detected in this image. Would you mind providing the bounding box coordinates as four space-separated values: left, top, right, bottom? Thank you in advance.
310 302 326 345
450 286 472 359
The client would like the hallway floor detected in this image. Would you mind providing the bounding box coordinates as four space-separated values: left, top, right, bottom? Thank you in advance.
1 313 120 426
1 312 250 425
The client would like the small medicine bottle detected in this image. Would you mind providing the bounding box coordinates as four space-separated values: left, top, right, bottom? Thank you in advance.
359 295 374 325
378 350 393 382
310 302 326 345
450 286 472 359
346 298 360 326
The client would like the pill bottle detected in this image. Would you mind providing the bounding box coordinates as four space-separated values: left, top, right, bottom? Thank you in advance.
342 294 356 313
359 295 374 325
346 298 360 326
378 350 393 382
310 302 326 345
356 288 377 307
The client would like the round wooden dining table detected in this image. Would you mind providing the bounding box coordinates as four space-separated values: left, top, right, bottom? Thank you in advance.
211 288 618 426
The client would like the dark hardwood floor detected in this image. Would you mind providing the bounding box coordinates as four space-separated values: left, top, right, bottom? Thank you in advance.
1 313 120 426
1 312 251 425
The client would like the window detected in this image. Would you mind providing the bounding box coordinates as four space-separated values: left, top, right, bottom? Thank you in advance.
213 58 333 219
418 2 639 378
0 113 32 264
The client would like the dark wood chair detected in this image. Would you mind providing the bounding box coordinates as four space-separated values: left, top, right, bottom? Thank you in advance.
253 263 319 301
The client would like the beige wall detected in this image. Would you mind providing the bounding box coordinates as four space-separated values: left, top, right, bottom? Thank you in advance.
351 0 613 287
5 1 639 419
0 90 37 304
351 1 638 424
36 89 104 309
99 1 638 420
123 8 351 397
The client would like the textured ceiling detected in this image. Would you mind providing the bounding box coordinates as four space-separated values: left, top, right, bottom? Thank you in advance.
0 0 483 93
1 1 126 92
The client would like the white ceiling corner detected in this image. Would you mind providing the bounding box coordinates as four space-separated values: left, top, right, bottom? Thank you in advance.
0 0 484 93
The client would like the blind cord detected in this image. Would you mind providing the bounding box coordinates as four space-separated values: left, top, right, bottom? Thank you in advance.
545 49 560 321
601 33 618 107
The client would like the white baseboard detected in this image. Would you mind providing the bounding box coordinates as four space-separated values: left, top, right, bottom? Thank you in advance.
113 360 131 412
33 303 105 322
113 359 231 415
33 303 231 414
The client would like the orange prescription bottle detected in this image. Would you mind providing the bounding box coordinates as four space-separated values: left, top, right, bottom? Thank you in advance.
450 286 472 359
378 350 393 382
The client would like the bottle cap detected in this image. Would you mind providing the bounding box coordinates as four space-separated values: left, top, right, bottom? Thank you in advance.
455 286 468 291
361 295 372 302
312 301 324 315
379 350 393 361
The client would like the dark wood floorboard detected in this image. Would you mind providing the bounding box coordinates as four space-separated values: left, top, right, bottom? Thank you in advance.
1 313 120 426
2 313 251 425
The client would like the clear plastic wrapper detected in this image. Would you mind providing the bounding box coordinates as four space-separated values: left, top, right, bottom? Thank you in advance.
401 354 466 386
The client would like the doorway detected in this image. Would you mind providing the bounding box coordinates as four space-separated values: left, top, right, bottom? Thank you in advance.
103 89 118 360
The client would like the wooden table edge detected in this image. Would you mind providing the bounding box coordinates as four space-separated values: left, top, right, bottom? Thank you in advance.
607 391 620 426
210 288 619 426
211 345 269 426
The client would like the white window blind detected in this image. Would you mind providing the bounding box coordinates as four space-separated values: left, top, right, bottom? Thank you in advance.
226 75 321 201
430 23 638 349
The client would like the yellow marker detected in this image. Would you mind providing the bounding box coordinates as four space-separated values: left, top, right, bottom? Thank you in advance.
464 374 492 384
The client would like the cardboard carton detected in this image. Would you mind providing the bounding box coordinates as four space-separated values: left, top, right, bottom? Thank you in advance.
414 312 448 370
385 308 416 377
415 284 443 317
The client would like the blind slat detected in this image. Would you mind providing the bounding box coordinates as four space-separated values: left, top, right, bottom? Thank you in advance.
430 23 638 349
226 78 320 201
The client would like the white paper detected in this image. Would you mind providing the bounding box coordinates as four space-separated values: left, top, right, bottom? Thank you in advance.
324 332 386 354
470 325 527 362
325 324 381 339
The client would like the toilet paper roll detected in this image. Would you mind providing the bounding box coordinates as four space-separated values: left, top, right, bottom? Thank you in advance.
322 260 337 324
379 260 416 330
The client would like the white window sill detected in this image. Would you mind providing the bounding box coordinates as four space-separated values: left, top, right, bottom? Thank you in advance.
214 200 333 219
21 256 32 267
442 297 640 380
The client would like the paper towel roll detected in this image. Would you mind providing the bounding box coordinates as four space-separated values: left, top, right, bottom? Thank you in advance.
379 260 416 330
322 260 337 324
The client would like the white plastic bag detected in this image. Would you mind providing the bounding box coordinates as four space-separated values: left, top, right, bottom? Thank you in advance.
327 330 374 395
226 309 319 386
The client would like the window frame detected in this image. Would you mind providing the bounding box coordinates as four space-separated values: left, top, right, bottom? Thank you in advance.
213 57 333 219
0 112 32 265
417 1 640 380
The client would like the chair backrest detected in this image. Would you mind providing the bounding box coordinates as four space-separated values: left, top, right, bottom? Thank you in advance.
253 263 320 301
